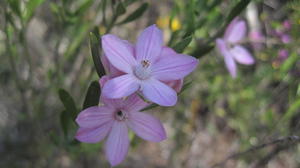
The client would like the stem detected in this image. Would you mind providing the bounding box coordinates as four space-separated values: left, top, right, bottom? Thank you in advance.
211 135 300 168
20 25 34 85
4 9 30 115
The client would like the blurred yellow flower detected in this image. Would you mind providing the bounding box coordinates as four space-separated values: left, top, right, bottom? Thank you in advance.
99 26 106 35
171 18 181 31
156 16 181 31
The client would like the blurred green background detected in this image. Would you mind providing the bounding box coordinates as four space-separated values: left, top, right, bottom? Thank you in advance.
1 0 300 167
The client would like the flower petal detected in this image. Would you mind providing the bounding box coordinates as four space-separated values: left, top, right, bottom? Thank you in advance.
127 112 166 142
75 121 113 143
165 79 183 93
105 122 129 166
101 54 124 77
224 19 247 43
216 39 237 78
102 34 137 73
136 25 163 62
160 46 177 58
75 106 114 128
230 45 255 65
102 74 139 99
142 79 177 106
122 93 149 112
151 54 198 81
99 75 110 88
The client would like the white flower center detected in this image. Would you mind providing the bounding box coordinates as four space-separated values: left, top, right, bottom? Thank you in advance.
115 111 127 121
133 60 151 80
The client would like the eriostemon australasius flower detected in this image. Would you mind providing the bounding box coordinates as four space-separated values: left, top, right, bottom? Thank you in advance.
75 76 167 166
216 18 255 78
101 25 198 106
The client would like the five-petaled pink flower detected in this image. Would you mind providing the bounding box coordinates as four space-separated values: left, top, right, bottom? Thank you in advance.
101 25 198 106
101 42 184 93
216 18 255 78
75 76 167 166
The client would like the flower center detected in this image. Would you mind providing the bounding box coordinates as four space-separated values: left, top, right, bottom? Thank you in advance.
227 42 235 49
133 60 151 80
115 111 127 121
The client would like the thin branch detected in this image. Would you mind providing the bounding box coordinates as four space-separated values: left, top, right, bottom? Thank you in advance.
211 135 300 168
3 6 29 115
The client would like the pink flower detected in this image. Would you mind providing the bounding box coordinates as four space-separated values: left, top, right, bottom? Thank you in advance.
283 20 291 30
281 34 291 44
278 49 289 61
101 25 198 106
249 30 265 50
101 43 184 93
216 18 255 78
75 76 167 166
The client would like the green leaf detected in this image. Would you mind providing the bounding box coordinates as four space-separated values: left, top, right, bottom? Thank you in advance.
118 3 148 25
123 0 138 6
49 3 59 15
74 0 93 16
190 44 214 58
178 81 193 95
116 2 126 16
280 52 298 75
82 81 101 109
60 110 70 136
64 24 89 59
282 98 300 121
225 0 251 25
58 89 78 120
7 0 22 17
140 103 159 112
24 0 45 22
92 26 100 40
89 32 106 78
167 30 180 46
172 35 193 53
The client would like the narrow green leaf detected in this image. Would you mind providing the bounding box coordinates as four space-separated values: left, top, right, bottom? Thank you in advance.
178 81 192 95
168 30 180 46
82 81 101 109
89 32 106 78
118 3 148 25
225 0 251 25
49 3 59 14
24 0 45 21
140 103 159 112
74 0 93 16
92 26 100 40
172 35 193 53
58 89 78 119
60 110 69 136
116 2 126 16
280 53 298 74
7 0 22 17
282 98 300 121
190 44 214 58
123 0 138 6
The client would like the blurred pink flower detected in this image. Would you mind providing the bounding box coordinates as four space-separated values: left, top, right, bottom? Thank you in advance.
283 20 291 30
249 30 264 42
281 34 291 44
216 18 255 78
278 49 289 61
249 30 265 50
101 25 198 106
75 76 166 166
